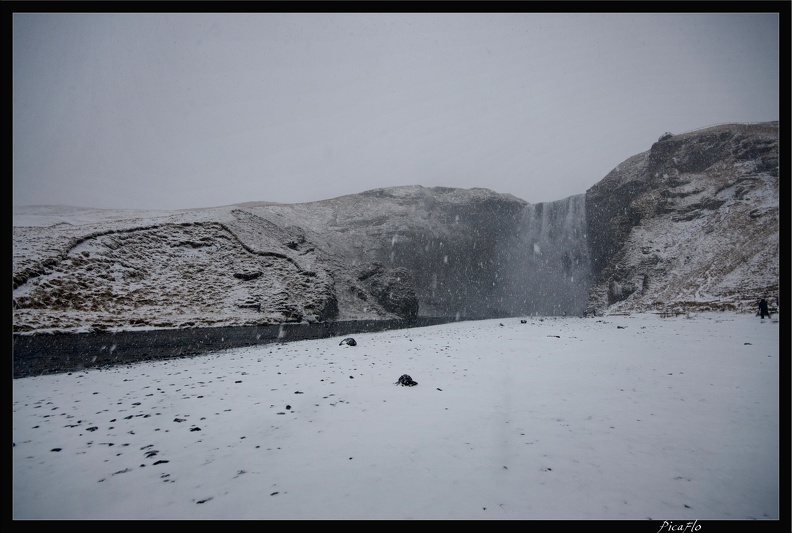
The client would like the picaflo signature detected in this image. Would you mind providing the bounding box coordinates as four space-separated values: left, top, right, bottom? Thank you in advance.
657 520 701 533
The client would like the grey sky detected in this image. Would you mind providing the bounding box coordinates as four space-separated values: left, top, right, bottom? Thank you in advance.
13 12 780 211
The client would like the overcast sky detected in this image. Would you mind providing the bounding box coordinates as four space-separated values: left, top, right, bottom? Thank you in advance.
13 12 780 211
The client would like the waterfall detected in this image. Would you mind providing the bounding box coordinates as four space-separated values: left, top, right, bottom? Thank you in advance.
496 194 592 316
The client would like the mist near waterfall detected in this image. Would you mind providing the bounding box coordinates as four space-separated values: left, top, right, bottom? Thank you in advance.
497 194 592 317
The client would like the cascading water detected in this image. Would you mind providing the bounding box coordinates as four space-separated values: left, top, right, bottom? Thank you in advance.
496 194 593 316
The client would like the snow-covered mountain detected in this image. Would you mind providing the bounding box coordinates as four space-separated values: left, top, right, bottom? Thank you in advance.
12 122 779 334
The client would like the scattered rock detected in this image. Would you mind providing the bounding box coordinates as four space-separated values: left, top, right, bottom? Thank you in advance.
395 374 418 386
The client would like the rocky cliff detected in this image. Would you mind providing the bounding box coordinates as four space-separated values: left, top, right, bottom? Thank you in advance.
585 122 779 315
12 122 779 333
13 186 528 332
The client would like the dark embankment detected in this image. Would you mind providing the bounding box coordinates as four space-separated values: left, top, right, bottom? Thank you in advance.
13 317 457 379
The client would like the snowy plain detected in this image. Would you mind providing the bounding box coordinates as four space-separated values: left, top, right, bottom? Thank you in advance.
12 311 780 521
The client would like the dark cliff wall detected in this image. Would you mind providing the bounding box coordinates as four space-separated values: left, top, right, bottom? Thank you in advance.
253 186 531 320
585 151 652 282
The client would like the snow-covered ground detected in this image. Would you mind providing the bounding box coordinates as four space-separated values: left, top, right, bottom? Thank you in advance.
12 312 780 520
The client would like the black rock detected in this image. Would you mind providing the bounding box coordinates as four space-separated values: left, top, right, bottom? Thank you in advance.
395 374 418 386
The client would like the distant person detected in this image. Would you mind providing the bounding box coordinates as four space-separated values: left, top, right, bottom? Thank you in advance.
757 298 772 319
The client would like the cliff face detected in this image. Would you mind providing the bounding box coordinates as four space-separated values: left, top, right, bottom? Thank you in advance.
12 186 528 332
248 186 529 319
585 122 779 315
12 122 779 333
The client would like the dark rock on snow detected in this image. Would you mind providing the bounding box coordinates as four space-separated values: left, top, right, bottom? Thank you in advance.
396 374 418 387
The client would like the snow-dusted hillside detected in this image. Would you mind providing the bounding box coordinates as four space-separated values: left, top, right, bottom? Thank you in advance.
12 205 416 332
13 122 779 334
12 187 526 333
585 122 779 315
